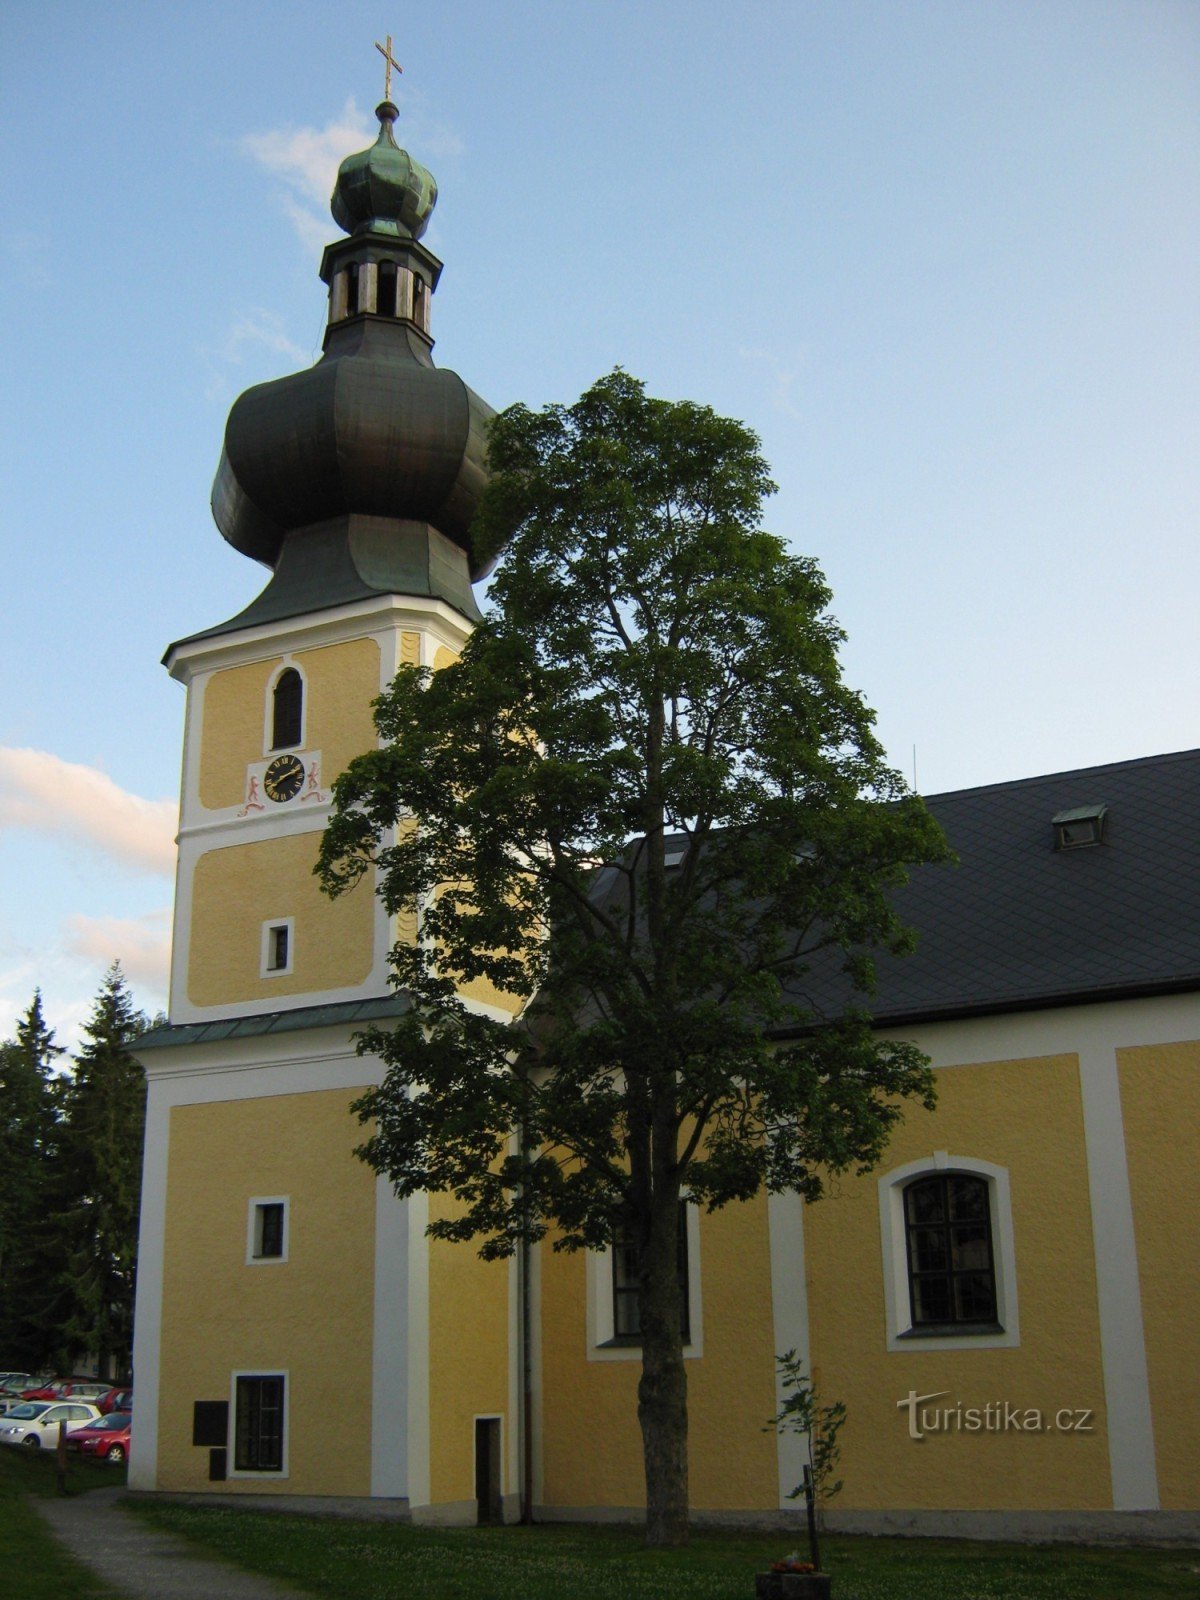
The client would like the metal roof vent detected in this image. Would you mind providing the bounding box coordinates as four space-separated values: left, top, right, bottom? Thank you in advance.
1052 804 1108 850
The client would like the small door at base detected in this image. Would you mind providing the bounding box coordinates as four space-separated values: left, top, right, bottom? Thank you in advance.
474 1417 502 1524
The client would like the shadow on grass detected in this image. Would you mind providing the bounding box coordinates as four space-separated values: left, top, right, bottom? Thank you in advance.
125 1500 1200 1600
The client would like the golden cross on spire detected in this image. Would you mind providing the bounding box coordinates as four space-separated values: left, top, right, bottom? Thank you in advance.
375 34 403 102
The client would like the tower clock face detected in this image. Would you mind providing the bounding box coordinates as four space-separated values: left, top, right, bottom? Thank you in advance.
263 754 305 803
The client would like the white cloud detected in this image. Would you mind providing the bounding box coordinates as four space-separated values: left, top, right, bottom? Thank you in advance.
240 94 465 250
65 910 172 1005
0 748 176 877
243 97 374 208
242 97 374 247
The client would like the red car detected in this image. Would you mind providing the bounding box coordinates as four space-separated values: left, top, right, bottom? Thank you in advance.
66 1411 132 1464
96 1387 133 1415
22 1379 110 1404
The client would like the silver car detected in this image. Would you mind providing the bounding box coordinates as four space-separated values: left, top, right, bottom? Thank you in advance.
0 1401 102 1447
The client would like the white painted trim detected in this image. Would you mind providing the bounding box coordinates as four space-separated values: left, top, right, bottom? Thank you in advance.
406 1190 431 1509
128 1074 171 1489
529 1228 545 1507
245 1195 290 1265
1077 1040 1158 1510
228 1369 289 1479
877 1154 1019 1352
263 657 307 755
585 1203 703 1362
166 595 474 684
370 1175 409 1497
767 1190 811 1508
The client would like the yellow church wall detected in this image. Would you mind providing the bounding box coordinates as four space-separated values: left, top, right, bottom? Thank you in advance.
197 638 381 811
426 1194 512 1507
804 1054 1111 1512
1118 1040 1200 1510
188 832 374 1006
538 1194 779 1511
433 645 460 671
156 1088 376 1495
199 658 274 810
296 637 381 778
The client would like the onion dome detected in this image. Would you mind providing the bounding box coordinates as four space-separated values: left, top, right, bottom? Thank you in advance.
201 102 496 640
332 101 437 239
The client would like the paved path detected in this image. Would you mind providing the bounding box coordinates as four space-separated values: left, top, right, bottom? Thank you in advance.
33 1487 314 1600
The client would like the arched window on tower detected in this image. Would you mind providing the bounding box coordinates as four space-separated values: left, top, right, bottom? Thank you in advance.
412 274 426 330
346 263 360 317
271 668 303 750
377 260 397 318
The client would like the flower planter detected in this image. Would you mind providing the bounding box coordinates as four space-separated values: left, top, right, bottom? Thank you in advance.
754 1572 832 1600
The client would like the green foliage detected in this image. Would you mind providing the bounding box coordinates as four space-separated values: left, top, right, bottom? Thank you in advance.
126 1504 1200 1600
0 993 64 1368
318 369 950 1540
48 965 148 1378
767 1349 847 1505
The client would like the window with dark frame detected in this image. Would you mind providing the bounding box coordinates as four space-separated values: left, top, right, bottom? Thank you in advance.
904 1173 998 1329
254 1202 285 1260
611 1204 690 1342
271 668 303 750
234 1374 284 1472
267 924 289 972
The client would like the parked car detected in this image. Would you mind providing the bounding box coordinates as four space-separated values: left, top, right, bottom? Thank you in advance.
66 1411 131 1463
21 1380 111 1404
0 1401 102 1447
0 1373 35 1392
96 1387 133 1415
0 1388 29 1416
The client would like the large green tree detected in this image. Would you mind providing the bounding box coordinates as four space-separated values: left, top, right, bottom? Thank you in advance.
52 964 149 1379
318 370 949 1544
0 992 64 1368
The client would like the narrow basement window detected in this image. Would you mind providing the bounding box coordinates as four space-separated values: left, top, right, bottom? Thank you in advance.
1052 805 1108 850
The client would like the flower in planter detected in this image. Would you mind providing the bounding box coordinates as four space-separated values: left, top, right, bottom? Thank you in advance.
770 1553 817 1573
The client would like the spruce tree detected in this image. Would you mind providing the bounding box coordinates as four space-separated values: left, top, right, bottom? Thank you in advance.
0 992 63 1368
53 965 148 1379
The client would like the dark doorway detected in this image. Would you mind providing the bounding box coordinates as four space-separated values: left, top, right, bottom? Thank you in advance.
474 1417 502 1524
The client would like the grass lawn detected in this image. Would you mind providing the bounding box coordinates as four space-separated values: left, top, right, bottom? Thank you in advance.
127 1501 1200 1600
0 1441 123 1598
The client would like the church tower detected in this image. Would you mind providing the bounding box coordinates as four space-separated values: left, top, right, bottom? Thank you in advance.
131 89 521 1518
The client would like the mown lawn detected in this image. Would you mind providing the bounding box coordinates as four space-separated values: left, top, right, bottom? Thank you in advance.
0 1442 122 1598
127 1501 1200 1600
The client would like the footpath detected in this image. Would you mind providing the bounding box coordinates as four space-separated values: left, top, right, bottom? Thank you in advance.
34 1486 313 1600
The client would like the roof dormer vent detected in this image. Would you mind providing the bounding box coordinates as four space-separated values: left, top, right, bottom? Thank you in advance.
1052 804 1108 850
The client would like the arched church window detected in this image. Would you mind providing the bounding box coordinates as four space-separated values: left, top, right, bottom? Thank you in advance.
377 260 397 318
271 669 303 751
412 274 426 329
904 1172 997 1329
346 262 360 317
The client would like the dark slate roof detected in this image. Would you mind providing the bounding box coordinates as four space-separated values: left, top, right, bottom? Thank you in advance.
135 992 410 1053
784 747 1200 1030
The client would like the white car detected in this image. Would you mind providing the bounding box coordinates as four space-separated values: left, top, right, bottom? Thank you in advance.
0 1401 102 1447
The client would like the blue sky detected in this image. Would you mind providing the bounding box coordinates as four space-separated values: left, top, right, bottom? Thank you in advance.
2 0 1197 1046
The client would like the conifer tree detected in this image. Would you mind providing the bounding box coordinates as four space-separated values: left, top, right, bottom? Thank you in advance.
0 992 63 1367
52 964 148 1379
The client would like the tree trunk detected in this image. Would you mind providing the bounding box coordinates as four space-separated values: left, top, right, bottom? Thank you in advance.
637 1192 689 1546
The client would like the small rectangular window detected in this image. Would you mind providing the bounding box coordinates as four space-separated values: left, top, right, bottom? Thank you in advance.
261 919 294 978
234 1374 285 1473
247 1197 289 1265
